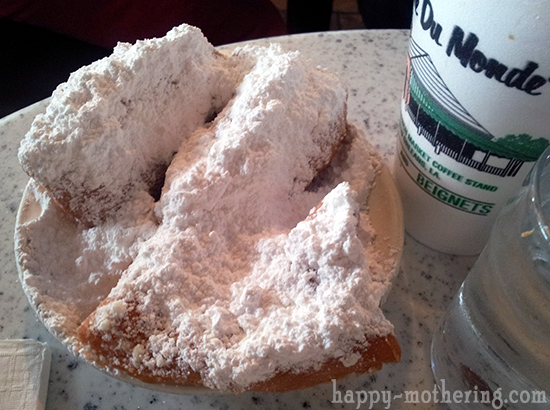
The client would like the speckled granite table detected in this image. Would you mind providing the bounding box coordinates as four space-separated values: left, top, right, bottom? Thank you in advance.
0 30 478 410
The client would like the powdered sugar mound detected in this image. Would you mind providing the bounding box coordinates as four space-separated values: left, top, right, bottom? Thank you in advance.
225 182 392 388
18 24 240 225
158 44 347 234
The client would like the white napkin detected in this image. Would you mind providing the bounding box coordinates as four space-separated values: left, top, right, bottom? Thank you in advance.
0 340 51 410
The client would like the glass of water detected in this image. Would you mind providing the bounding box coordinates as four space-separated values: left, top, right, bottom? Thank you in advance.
431 147 550 409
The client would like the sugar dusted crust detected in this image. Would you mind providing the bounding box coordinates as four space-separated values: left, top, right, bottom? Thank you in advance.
249 335 400 392
17 24 401 393
78 307 400 392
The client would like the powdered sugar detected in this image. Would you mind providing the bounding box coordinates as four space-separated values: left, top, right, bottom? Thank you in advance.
15 180 157 342
16 24 396 392
18 24 240 225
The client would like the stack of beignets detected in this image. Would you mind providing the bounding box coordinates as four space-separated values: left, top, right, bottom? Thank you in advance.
18 24 400 392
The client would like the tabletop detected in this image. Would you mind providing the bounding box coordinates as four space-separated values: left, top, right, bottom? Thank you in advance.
0 29 477 410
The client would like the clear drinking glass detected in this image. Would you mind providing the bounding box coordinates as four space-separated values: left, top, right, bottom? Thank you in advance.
431 147 550 409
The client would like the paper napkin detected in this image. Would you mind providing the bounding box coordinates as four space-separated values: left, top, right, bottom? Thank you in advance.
0 340 51 410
